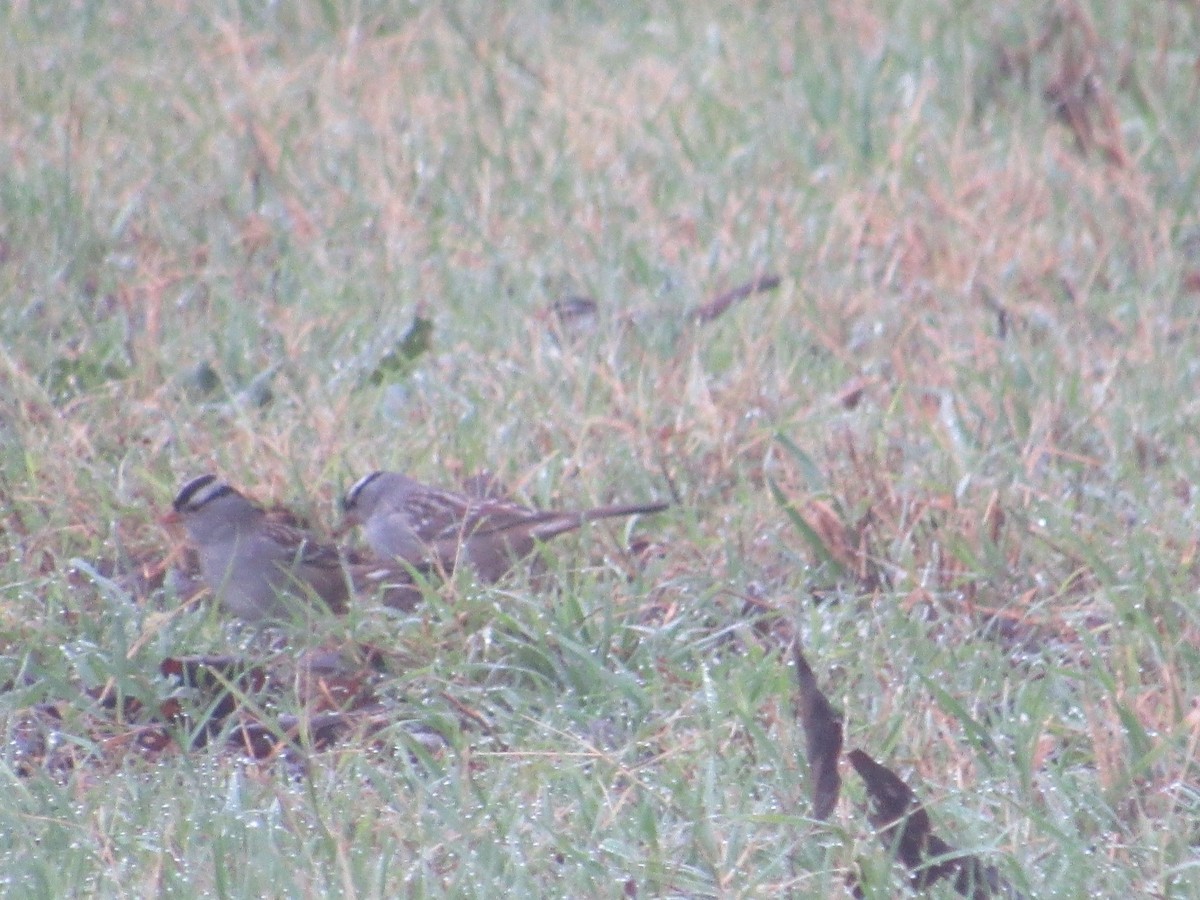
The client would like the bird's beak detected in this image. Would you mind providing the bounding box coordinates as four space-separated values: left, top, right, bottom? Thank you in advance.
159 510 182 526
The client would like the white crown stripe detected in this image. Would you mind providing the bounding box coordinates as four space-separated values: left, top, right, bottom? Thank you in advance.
344 471 385 508
194 482 229 509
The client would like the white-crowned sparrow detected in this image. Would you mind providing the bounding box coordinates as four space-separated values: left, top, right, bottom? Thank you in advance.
341 470 668 583
165 475 425 620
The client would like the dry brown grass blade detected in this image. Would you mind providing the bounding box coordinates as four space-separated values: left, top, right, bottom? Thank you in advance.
798 498 888 593
848 749 1023 899
690 273 782 323
230 711 368 758
982 0 1130 166
793 642 843 820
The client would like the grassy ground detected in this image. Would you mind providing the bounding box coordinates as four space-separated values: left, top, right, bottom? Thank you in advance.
3 0 1200 895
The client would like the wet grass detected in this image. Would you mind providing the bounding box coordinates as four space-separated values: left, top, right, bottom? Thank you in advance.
3 0 1200 895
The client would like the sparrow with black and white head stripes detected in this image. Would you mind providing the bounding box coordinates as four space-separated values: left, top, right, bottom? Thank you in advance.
341 470 668 583
165 475 423 620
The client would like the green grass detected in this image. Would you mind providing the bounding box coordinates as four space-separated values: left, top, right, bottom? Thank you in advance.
3 0 1200 895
